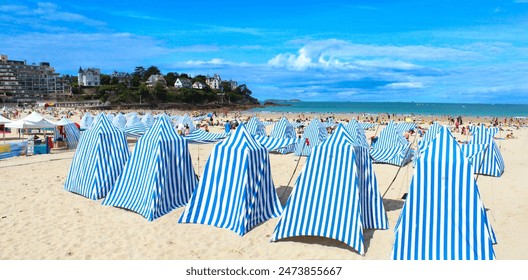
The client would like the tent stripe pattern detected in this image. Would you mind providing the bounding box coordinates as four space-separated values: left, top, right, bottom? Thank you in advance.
359 122 377 130
395 122 417 133
294 118 328 156
245 117 267 137
344 119 369 148
370 121 413 166
254 135 299 152
467 124 505 177
64 114 130 200
271 125 366 255
125 114 141 128
54 118 80 149
141 113 155 127
184 129 230 144
79 112 93 130
391 127 496 260
179 124 283 236
175 114 196 132
102 115 197 221
413 122 443 167
269 116 297 154
112 113 126 129
122 122 149 138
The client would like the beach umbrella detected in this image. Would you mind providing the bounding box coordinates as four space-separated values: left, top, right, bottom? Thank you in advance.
103 115 197 221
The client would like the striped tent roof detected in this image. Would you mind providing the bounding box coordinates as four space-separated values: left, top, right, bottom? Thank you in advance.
467 124 505 177
141 112 155 127
106 113 114 122
469 124 500 142
79 112 93 130
294 118 328 156
272 125 388 255
395 122 417 133
102 115 197 221
64 114 130 200
359 122 377 130
370 121 413 166
122 122 149 138
175 114 196 132
391 127 496 260
125 114 141 128
112 113 126 129
245 116 267 137
462 137 505 177
184 129 230 144
54 118 80 149
179 123 283 236
269 116 296 154
254 135 299 152
344 119 369 148
414 122 443 167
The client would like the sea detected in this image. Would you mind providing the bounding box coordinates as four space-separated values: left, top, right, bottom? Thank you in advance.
249 101 528 118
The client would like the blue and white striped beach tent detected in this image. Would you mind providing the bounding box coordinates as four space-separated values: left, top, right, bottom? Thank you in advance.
370 121 413 166
106 113 114 122
254 135 299 152
294 118 328 156
103 115 198 221
413 122 443 167
122 122 149 138
112 113 126 129
245 116 267 137
179 123 283 236
125 114 141 128
464 124 505 177
272 125 388 255
269 116 297 154
64 114 130 200
184 129 230 144
175 114 196 132
79 112 93 131
391 127 497 260
395 122 417 134
344 119 369 148
141 112 155 127
359 122 377 130
54 117 81 149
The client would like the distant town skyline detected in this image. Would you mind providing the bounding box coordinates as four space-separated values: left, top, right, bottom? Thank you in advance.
2 0 528 103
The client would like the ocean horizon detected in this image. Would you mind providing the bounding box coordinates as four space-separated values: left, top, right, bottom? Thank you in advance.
249 101 528 118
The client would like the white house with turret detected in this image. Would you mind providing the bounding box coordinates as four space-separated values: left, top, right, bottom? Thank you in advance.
78 67 101 86
205 74 222 90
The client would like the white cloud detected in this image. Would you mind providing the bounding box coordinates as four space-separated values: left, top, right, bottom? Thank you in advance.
267 39 479 71
0 2 105 28
384 82 425 89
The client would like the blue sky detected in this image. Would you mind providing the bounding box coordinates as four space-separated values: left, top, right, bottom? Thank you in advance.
1 0 528 103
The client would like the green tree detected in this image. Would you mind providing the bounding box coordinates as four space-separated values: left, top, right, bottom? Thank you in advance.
100 74 111 85
164 72 177 88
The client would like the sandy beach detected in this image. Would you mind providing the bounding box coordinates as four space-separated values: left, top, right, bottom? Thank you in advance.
1 108 527 261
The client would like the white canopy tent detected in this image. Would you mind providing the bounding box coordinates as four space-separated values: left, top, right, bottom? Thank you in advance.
5 112 57 129
0 115 12 142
